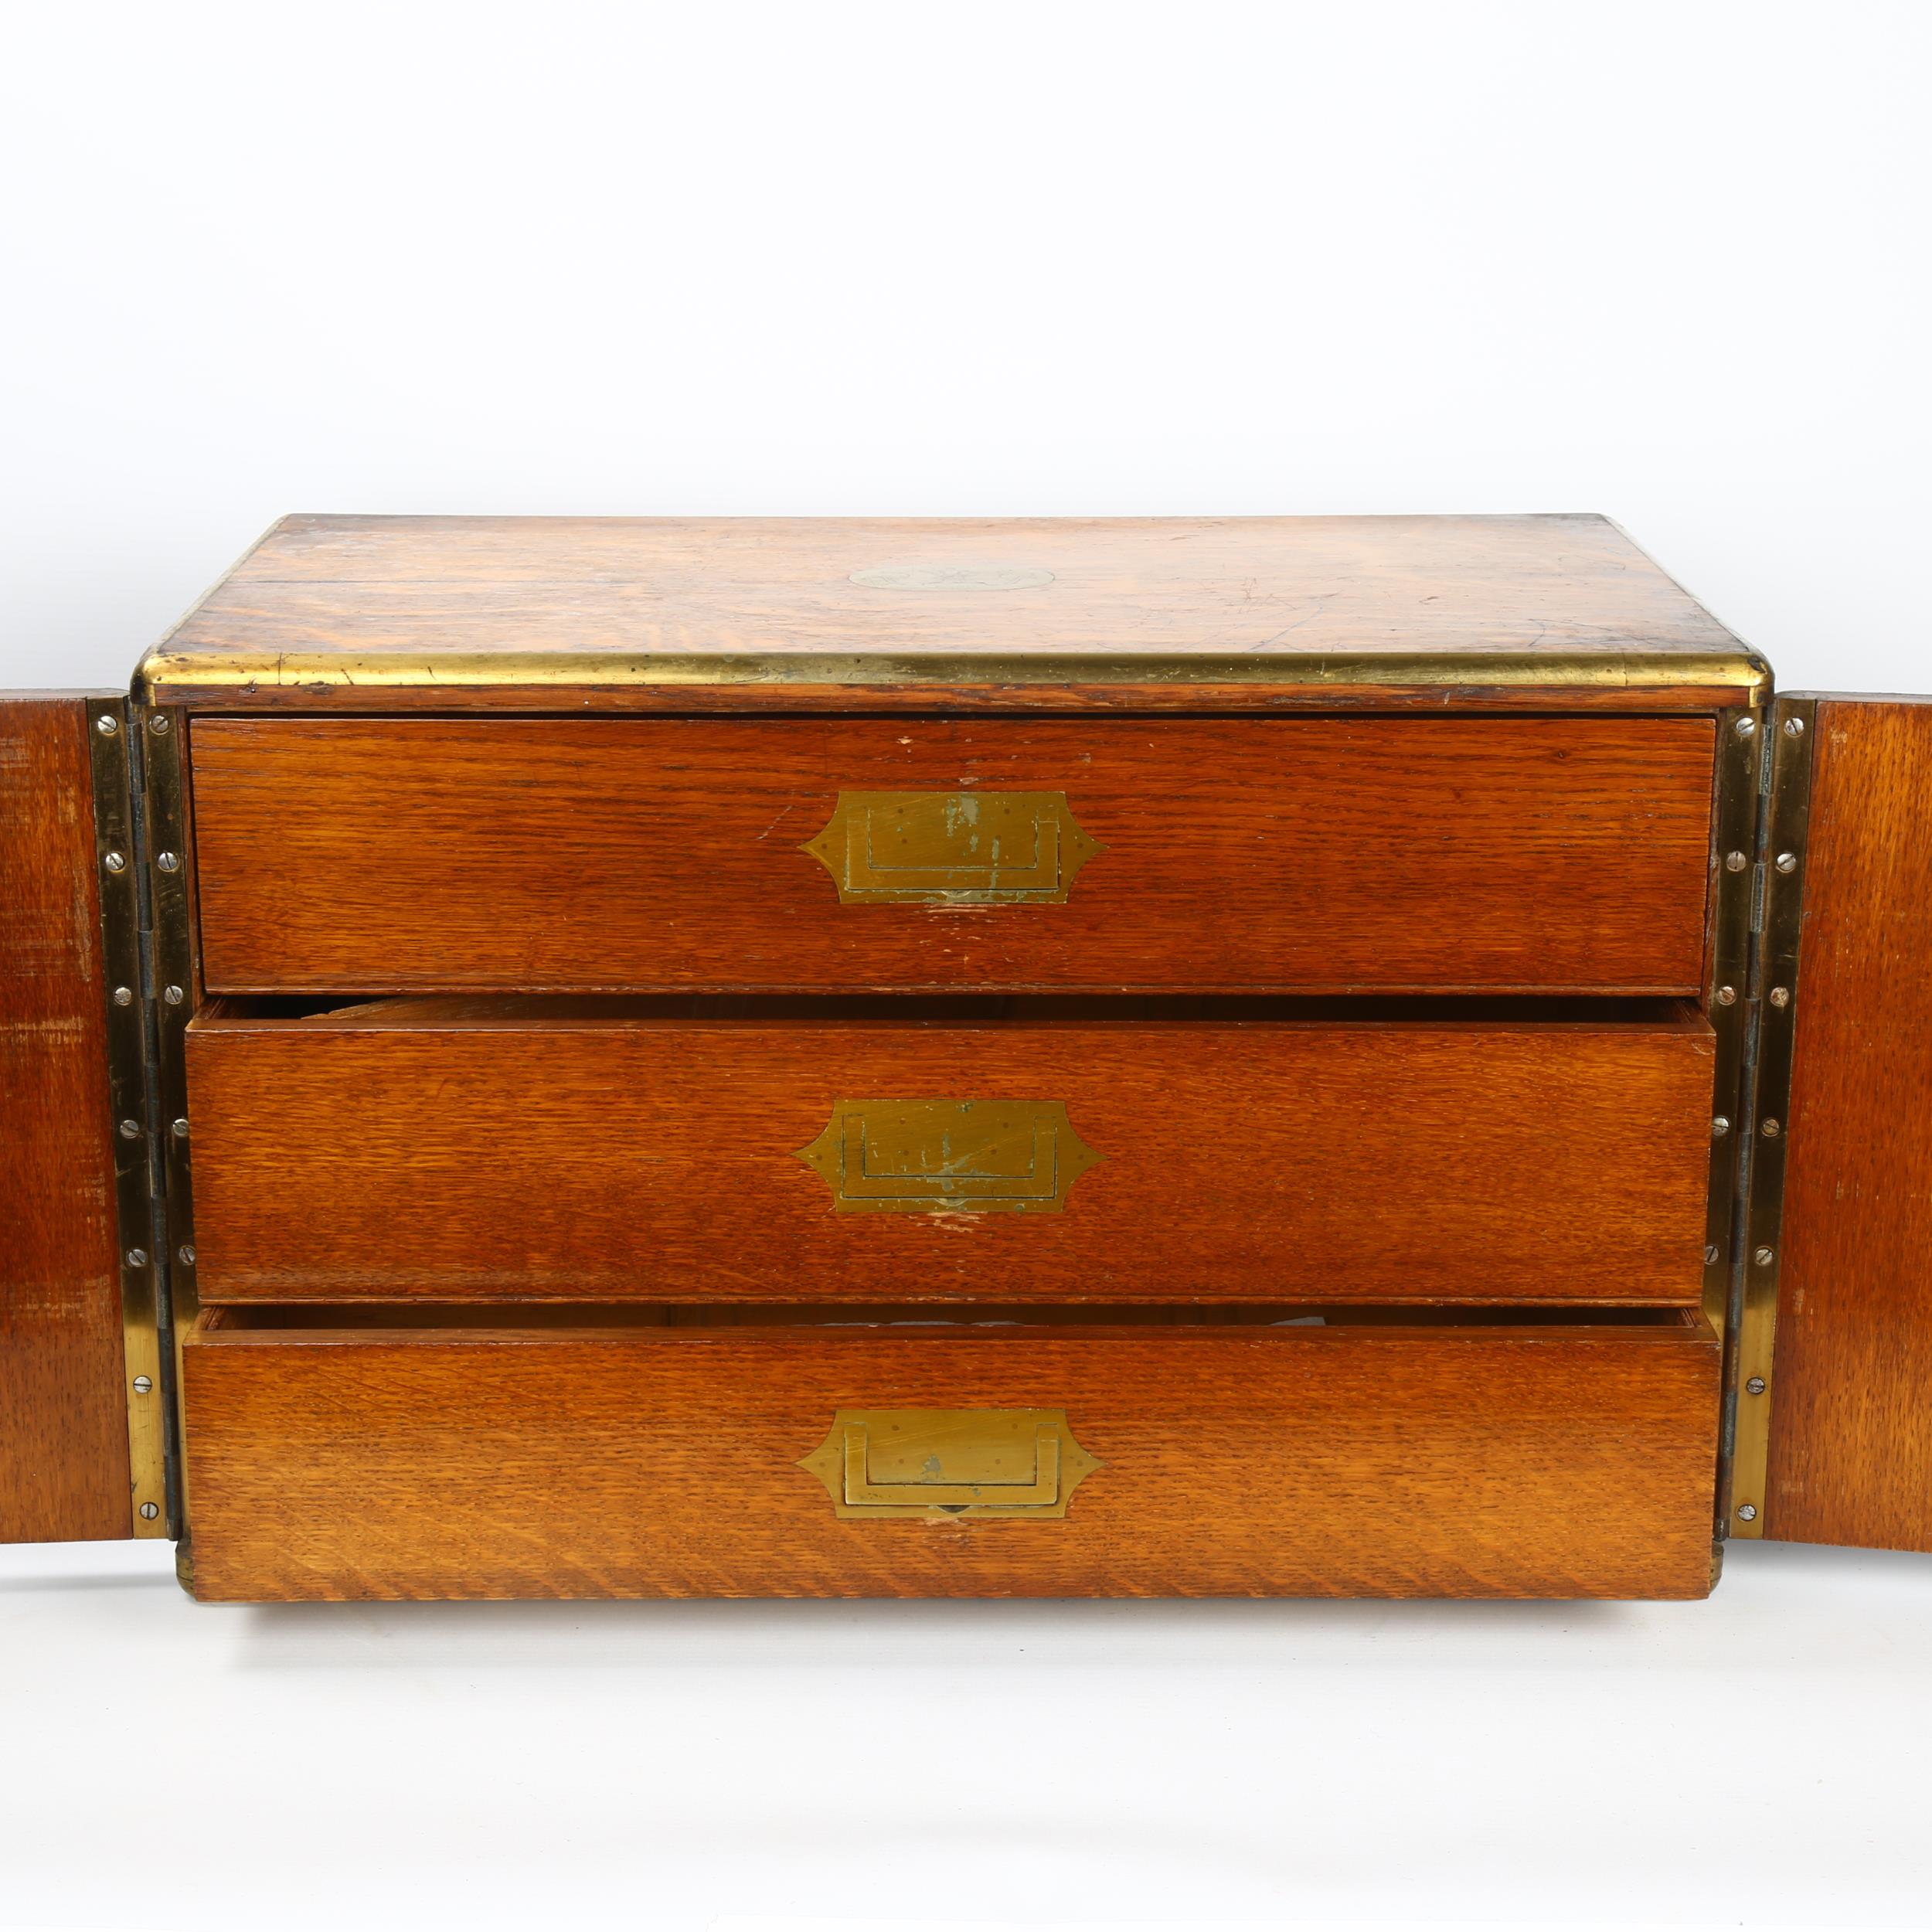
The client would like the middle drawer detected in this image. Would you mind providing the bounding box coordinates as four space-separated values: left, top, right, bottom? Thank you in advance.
185 1001 1714 1304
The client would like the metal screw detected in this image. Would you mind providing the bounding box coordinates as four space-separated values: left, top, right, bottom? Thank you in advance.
125 1249 148 1269
103 850 127 874
1770 986 1791 1009
96 713 120 736
112 985 134 1007
117 1118 141 1141
1735 716 1756 737
139 1502 160 1521
156 851 180 873
172 1117 189 1140
1762 1118 1782 1138
1775 852 1798 874
163 984 184 1005
1716 985 1736 1006
1784 716 1805 737
1755 1246 1775 1266
1705 1243 1720 1265
133 1375 153 1395
1725 851 1748 873
1747 1376 1767 1396
148 713 171 734
1736 1503 1758 1522
1713 1117 1731 1138
178 1244 196 1266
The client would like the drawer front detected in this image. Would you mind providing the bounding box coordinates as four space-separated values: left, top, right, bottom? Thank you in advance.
188 716 1716 995
185 1008 1715 1304
182 1316 1721 1600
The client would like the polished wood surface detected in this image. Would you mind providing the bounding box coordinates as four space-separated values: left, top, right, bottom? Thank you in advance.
141 515 1761 713
1765 698 1932 1551
0 696 129 1542
182 1312 1721 1600
189 715 1717 995
185 1003 1715 1304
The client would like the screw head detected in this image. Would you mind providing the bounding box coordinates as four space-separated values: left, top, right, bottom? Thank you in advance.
162 984 184 1005
1755 1245 1775 1267
1762 1118 1782 1138
1735 716 1757 737
124 1249 148 1269
1784 716 1805 737
171 1117 189 1139
117 1118 141 1141
139 1502 160 1521
1713 1116 1731 1138
112 985 134 1007
1736 1503 1758 1523
148 713 171 734
1770 985 1791 1009
1775 852 1798 874
156 851 180 874
178 1244 196 1266
96 712 121 736
1747 1376 1767 1396
1716 985 1736 1007
103 850 127 874
1725 851 1749 873
133 1375 153 1395
1705 1243 1720 1265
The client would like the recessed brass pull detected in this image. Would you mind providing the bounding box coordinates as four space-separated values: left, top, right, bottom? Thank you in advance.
801 790 1103 904
795 1097 1101 1214
798 1408 1103 1519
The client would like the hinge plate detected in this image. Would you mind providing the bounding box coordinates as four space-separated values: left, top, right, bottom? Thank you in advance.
1726 696 1815 1536
85 696 169 1536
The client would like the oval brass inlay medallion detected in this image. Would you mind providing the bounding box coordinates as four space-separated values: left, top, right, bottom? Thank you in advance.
801 790 1103 906
795 1097 1101 1215
798 1408 1103 1519
848 564 1055 591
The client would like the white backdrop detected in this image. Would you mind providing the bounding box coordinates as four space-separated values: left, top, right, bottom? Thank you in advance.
5 6 1932 1931
2 2 1928 695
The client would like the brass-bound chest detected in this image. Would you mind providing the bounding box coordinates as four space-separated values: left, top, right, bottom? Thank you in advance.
6 514 1929 1597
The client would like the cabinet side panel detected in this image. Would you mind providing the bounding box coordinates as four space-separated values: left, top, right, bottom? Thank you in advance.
1764 699 1932 1551
0 696 131 1541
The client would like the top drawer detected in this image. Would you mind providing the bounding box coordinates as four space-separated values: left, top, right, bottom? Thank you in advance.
189 716 1716 995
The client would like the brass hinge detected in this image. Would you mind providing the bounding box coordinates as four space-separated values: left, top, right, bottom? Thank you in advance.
1723 696 1814 1539
85 696 171 1537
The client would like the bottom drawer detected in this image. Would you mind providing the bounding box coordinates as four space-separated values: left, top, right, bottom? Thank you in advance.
182 1310 1720 1601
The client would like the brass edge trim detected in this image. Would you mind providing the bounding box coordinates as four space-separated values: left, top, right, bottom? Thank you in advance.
1726 696 1815 1539
87 697 168 1537
134 646 1773 702
136 702 199 1540
1704 699 1761 1526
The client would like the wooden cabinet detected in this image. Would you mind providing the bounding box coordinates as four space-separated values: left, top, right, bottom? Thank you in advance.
6 514 1930 1598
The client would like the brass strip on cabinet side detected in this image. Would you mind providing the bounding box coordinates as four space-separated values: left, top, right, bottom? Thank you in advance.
1726 696 1815 1538
137 705 200 1544
86 697 168 1537
1705 699 1765 1544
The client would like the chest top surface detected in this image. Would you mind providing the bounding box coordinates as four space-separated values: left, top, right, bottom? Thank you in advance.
137 512 1764 710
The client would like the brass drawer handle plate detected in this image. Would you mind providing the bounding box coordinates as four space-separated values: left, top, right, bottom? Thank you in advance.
796 1097 1101 1214
798 1407 1103 1519
802 790 1103 904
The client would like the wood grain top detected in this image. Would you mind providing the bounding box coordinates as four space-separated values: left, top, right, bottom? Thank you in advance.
139 515 1764 710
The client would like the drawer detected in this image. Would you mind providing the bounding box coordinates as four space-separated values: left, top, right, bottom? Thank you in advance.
181 1308 1721 1600
187 716 1717 995
185 999 1716 1304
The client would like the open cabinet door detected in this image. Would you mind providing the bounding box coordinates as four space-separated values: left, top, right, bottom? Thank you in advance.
1 694 166 1541
1738 695 1932 1550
